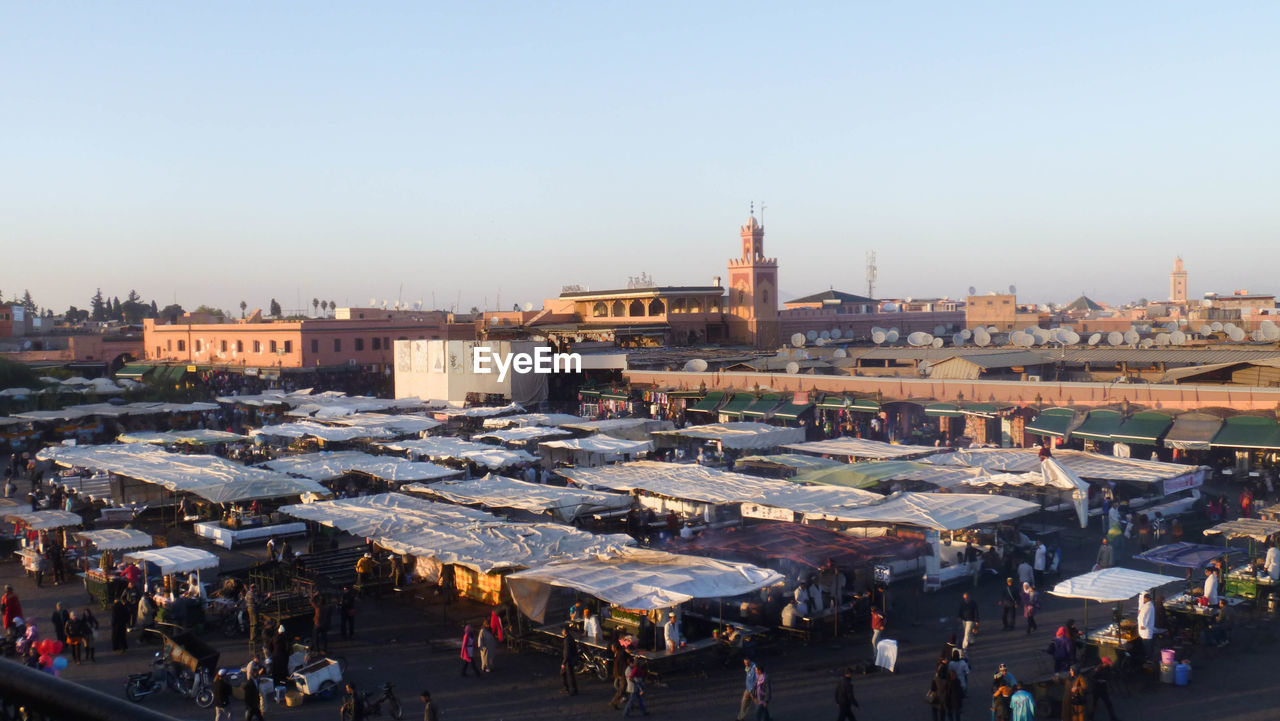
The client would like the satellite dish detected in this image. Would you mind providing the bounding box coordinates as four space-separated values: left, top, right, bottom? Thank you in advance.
933 325 947 336
931 337 944 348
1228 326 1246 342
1262 323 1280 341
1037 303 1050 313
1087 333 1101 346
1009 284 1017 294
1062 330 1081 345
1251 330 1265 342
1032 327 1051 344
522 302 534 312
683 358 708 372
785 361 800 375
1198 324 1213 336
1164 322 1178 332
791 333 806 347
368 297 377 306
819 330 831 340
1107 331 1123 346
952 333 967 347
987 326 999 334
1170 330 1187 345
907 331 929 347
1010 331 1030 348
806 330 818 341
882 302 899 312
968 286 977 296
1139 338 1154 349
973 328 991 347
833 348 847 358
871 330 887 345
815 338 829 346
871 326 884 336
1123 329 1140 345
831 328 842 339
1202 299 1214 309
960 329 972 340
1155 333 1171 346
885 329 900 343
1211 322 1223 332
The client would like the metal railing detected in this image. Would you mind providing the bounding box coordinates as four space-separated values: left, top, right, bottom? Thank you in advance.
0 659 179 721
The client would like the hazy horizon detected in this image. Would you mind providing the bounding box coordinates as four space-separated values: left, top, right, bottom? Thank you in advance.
3 3 1277 316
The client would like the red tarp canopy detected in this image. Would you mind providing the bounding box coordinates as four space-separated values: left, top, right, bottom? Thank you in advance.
665 521 926 573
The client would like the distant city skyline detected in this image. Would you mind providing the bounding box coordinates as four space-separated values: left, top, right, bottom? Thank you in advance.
3 3 1277 314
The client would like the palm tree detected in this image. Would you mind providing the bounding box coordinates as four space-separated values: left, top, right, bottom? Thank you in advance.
239 300 247 319
329 300 337 317
320 300 328 317
312 298 319 317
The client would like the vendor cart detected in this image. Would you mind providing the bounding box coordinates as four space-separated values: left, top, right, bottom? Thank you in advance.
290 657 344 697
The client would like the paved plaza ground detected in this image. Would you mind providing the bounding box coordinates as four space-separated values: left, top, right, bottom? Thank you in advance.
4 480 1280 721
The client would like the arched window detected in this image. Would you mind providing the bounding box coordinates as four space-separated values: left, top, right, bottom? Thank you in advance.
611 301 625 317
236 340 244 352
648 299 665 316
176 340 185 351
761 289 769 305
628 299 645 317
689 299 702 313
671 298 687 314
592 302 608 317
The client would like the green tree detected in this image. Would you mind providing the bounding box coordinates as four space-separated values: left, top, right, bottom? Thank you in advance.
239 300 247 318
159 304 185 322
149 300 158 318
312 298 319 316
193 305 226 319
65 306 89 323
269 298 282 317
20 290 36 312
90 289 108 322
122 290 147 324
329 300 336 317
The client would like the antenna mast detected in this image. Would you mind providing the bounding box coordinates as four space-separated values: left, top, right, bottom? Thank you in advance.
866 251 878 298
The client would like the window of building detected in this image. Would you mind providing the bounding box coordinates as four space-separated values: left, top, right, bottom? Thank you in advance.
592 302 607 317
220 340 227 352
155 346 162 356
269 340 278 353
628 299 645 316
371 337 380 351
166 340 172 351
354 338 364 351
649 299 665 315
761 290 769 305
253 340 261 353
383 337 389 349
310 339 318 353
611 301 625 316
334 339 341 352
236 340 244 353
194 340 202 352
177 340 185 351
283 340 292 353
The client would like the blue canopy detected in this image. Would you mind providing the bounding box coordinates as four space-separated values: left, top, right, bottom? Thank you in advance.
1134 542 1245 569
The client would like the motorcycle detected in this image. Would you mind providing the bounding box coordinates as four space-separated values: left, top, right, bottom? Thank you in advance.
125 652 215 708
221 603 250 638
341 682 403 721
577 648 610 682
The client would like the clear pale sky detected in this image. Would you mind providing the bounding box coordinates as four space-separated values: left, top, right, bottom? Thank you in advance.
3 2 1277 315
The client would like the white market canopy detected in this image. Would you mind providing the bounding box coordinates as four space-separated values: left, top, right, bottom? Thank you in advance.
280 492 501 538
1049 567 1182 603
118 429 249 446
411 475 632 523
38 444 327 503
125 546 220 575
473 426 573 445
323 413 442 436
782 437 939 460
287 395 431 419
556 461 880 516
507 547 784 618
251 421 394 443
482 413 586 429
434 402 525 419
374 522 633 576
820 491 1039 531
5 510 82 531
76 528 154 551
738 454 845 472
924 448 1206 486
377 437 538 469
540 436 654 464
261 451 462 483
959 458 1091 528
654 422 805 451
1203 518 1280 543
560 418 674 441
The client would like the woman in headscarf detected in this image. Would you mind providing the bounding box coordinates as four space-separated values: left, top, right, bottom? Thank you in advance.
460 624 480 676
477 620 497 672
1022 583 1040 634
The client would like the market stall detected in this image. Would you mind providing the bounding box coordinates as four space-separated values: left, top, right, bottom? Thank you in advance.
76 528 155 607
6 510 83 578
652 422 805 453
539 436 654 467
410 475 632 525
1050 567 1182 662
781 436 938 461
1202 519 1280 603
124 546 221 629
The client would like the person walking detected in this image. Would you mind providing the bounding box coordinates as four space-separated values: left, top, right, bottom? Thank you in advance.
270 626 291 689
835 666 860 721
945 669 964 721
111 594 130 653
1063 667 1088 721
609 640 630 710
957 592 979 651
80 607 98 662
1095 538 1114 570
1090 658 1121 721
340 586 356 640
64 611 85 664
477 621 497 672
1009 683 1035 721
753 663 773 721
421 690 440 721
50 603 69 645
1033 542 1047 589
1022 583 1040 634
736 658 758 721
460 624 481 677
622 657 648 717
212 669 233 721
310 592 331 654
927 666 949 721
559 628 579 695
870 607 885 651
243 669 264 721
1 586 22 632
999 577 1020 630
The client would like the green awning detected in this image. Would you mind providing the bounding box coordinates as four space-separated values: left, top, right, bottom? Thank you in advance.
667 390 704 398
1025 408 1077 438
115 364 154 379
600 389 630 401
1211 416 1280 451
686 391 725 414
772 399 814 420
1071 409 1124 441
155 366 188 385
717 393 755 419
849 398 881 413
925 402 964 418
1111 412 1174 445
816 394 848 410
740 394 782 418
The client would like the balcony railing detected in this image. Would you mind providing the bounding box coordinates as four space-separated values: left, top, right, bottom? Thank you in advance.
0 660 178 721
